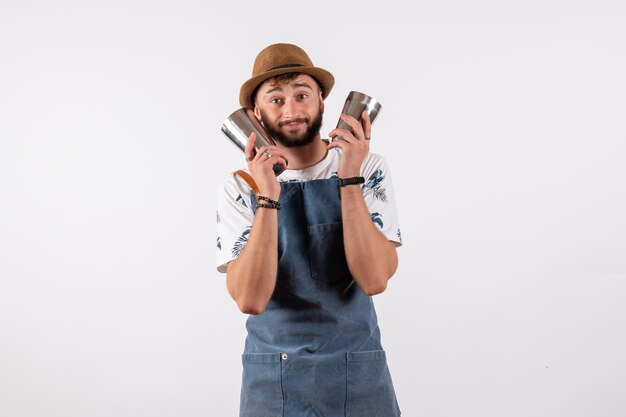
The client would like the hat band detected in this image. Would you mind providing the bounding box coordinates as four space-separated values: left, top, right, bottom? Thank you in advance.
267 63 305 71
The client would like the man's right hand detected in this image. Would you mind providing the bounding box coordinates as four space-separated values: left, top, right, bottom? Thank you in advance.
244 132 288 200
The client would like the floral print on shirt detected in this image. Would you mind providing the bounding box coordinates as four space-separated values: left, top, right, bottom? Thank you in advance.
362 169 387 202
232 226 251 257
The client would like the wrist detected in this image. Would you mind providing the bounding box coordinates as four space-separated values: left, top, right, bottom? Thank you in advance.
337 176 365 187
337 169 360 178
256 194 281 210
257 186 280 201
337 177 365 200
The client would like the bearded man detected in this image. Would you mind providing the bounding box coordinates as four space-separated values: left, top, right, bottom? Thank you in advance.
216 43 403 417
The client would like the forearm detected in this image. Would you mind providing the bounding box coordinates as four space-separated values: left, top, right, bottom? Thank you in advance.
340 186 398 295
226 208 279 314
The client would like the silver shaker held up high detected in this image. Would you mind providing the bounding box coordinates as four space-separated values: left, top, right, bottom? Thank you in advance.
221 108 284 176
332 91 382 142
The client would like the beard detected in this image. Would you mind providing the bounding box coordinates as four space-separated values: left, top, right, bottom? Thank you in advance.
260 106 323 148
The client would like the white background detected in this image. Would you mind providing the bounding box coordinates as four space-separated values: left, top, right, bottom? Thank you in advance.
1 1 625 416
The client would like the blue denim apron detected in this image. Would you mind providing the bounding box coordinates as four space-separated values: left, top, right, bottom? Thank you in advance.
242 178 400 417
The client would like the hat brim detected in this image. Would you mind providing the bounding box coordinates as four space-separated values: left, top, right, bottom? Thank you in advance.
239 66 335 109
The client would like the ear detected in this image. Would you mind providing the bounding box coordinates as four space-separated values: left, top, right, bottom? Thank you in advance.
319 91 325 112
253 105 262 120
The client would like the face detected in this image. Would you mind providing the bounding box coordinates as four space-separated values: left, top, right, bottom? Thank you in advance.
253 74 324 148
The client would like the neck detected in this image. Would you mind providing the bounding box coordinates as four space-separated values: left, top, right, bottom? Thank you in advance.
281 136 328 170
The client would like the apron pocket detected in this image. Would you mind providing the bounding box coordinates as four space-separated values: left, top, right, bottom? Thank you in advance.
240 353 283 417
346 350 401 417
308 222 352 284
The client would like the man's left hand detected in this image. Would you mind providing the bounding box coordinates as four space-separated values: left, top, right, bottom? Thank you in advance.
327 111 371 177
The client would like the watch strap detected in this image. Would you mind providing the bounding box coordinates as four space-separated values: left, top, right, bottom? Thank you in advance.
337 176 365 187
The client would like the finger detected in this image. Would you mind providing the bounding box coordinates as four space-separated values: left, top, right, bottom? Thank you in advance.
327 140 343 150
253 145 272 162
254 146 290 171
273 155 289 170
256 146 289 164
361 111 372 140
245 132 257 161
265 154 289 171
328 128 357 143
269 149 289 166
338 113 365 140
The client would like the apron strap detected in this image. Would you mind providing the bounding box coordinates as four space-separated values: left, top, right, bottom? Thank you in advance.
233 169 260 200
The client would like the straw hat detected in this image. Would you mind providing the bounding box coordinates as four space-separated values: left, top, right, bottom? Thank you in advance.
239 43 335 109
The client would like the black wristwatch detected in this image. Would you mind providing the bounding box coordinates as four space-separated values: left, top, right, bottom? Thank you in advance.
337 176 365 187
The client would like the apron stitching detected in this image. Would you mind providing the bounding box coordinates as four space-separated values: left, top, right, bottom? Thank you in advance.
344 352 348 417
280 354 285 417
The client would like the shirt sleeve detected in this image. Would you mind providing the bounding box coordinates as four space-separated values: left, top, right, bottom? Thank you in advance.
215 173 255 273
360 153 403 246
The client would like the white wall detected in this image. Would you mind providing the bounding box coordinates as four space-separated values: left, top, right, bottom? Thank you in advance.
1 1 625 416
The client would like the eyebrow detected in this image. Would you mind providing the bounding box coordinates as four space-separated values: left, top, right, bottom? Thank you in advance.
264 85 283 96
263 81 314 98
292 82 314 90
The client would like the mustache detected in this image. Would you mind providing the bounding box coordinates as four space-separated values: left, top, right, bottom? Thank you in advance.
278 117 309 127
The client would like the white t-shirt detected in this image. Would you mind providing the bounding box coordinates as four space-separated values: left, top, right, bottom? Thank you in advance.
216 148 402 273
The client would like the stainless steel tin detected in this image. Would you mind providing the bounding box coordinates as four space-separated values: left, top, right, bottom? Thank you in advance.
332 91 382 142
221 108 284 176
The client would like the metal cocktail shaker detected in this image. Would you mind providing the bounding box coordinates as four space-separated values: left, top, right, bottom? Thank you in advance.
221 108 284 176
332 91 382 142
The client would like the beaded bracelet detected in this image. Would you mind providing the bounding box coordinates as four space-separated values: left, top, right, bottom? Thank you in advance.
257 195 281 209
257 203 280 210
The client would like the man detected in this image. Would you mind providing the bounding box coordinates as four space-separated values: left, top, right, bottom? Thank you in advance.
216 43 402 417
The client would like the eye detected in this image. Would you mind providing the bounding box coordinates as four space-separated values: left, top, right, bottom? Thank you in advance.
270 97 283 104
297 93 308 101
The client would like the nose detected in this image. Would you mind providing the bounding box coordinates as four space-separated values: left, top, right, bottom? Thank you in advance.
282 98 300 119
